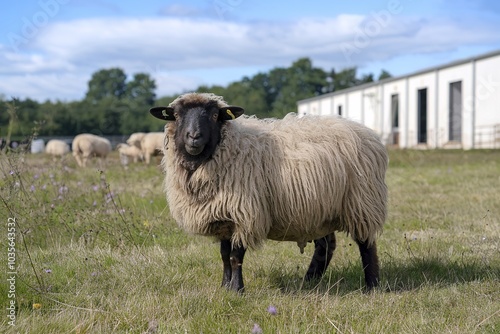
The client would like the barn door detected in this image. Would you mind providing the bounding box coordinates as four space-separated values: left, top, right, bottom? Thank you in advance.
417 88 428 144
449 81 462 142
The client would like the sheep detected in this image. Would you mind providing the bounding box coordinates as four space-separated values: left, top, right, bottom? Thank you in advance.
140 132 164 164
45 139 70 159
150 92 388 292
116 143 144 164
72 134 111 167
126 132 146 149
125 132 162 164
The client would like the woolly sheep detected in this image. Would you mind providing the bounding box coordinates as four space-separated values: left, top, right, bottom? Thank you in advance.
72 134 111 167
150 93 388 292
140 132 164 164
116 143 144 164
45 139 70 158
126 132 146 149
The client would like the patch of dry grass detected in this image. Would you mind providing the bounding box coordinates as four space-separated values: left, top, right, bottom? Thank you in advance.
1 149 499 333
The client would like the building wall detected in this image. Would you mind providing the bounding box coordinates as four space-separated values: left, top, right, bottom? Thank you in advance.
297 51 500 149
474 56 500 148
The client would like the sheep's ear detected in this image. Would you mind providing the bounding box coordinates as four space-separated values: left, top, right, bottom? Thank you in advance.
150 106 175 121
219 106 244 121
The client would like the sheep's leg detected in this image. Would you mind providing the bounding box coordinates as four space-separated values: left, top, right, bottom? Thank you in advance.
220 240 232 288
220 239 246 293
356 239 379 290
305 233 336 280
73 153 83 167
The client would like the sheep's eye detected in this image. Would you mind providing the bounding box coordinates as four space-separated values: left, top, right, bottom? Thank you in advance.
173 112 179 119
212 113 218 121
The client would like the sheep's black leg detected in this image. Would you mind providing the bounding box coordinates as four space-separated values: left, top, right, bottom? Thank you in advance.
220 239 232 288
220 239 246 293
305 233 336 281
356 239 379 290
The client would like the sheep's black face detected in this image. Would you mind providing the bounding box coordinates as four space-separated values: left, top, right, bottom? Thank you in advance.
149 93 245 171
175 104 223 170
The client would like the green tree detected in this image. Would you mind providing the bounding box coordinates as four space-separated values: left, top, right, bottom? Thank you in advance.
271 58 328 117
360 73 375 84
221 80 269 118
378 69 392 80
85 68 127 103
331 67 359 91
126 73 157 106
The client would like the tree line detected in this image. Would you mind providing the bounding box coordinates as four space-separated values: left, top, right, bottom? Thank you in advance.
0 58 390 140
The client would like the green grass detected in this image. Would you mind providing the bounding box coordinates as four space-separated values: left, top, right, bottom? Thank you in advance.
1 150 499 333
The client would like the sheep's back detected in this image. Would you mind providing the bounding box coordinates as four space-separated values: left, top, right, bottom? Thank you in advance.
262 115 387 245
46 139 70 155
72 134 111 156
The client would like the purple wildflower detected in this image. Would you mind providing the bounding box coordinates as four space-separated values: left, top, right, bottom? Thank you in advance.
34 174 40 180
9 170 14 175
105 192 115 203
251 323 263 334
267 305 277 315
30 185 36 192
44 269 52 274
92 185 99 192
59 186 68 195
92 200 97 206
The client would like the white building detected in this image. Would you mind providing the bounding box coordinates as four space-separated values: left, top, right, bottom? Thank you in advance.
297 50 500 149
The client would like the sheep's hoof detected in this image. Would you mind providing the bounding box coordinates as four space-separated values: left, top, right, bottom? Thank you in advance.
222 283 245 294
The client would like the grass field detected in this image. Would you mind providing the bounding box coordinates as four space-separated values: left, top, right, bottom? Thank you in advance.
1 149 499 333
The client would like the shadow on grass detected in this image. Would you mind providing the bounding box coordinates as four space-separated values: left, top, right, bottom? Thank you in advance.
266 256 497 295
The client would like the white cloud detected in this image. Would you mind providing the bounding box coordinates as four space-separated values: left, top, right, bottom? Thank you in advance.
1 13 499 101
0 72 87 101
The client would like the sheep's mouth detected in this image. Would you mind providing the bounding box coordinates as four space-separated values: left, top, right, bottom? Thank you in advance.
185 144 204 156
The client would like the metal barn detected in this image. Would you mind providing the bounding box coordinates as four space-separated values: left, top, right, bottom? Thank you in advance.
297 50 500 149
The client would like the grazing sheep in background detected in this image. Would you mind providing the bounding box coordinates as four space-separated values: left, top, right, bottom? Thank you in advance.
140 132 164 164
150 93 388 292
45 139 70 159
116 143 144 164
126 132 146 149
72 134 111 167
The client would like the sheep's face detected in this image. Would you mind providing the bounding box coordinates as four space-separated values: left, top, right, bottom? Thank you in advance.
150 94 244 171
177 104 221 160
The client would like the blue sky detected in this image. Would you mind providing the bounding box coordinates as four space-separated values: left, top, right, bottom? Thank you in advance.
1 0 500 102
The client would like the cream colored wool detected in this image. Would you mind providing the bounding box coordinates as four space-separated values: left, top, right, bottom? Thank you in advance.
141 132 164 164
45 139 70 157
161 95 388 251
72 133 112 167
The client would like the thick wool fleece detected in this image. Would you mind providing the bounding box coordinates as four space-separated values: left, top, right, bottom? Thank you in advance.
162 113 388 250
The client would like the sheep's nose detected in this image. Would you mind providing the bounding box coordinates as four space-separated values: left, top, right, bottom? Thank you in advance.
188 131 201 140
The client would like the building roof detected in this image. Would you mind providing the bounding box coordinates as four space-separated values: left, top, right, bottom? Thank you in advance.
297 49 500 105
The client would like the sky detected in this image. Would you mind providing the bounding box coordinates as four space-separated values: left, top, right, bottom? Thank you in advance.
1 0 500 102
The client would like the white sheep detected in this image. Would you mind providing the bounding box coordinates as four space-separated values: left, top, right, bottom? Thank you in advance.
125 132 162 164
72 134 111 167
116 143 144 164
140 132 164 164
45 139 70 159
150 93 388 292
126 132 146 149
